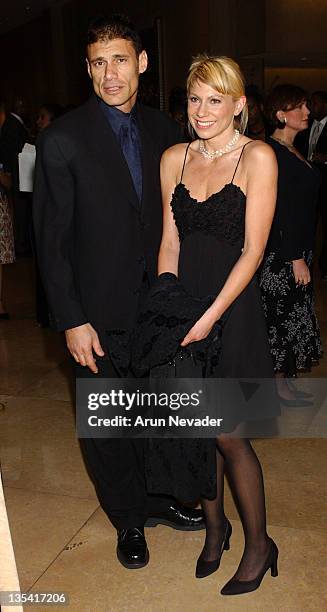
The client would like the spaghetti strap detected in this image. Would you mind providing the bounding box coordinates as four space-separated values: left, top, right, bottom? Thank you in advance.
180 143 192 182
231 141 252 184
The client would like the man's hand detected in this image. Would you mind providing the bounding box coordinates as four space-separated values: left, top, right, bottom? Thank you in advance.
65 323 104 373
292 258 311 286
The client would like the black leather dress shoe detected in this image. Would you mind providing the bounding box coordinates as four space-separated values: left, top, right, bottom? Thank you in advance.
278 395 313 408
116 527 149 569
145 502 205 531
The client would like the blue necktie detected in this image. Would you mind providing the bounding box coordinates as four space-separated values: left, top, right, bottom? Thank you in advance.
119 117 143 204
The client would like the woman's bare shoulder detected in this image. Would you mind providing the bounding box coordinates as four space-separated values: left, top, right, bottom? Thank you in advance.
161 142 192 165
243 138 276 164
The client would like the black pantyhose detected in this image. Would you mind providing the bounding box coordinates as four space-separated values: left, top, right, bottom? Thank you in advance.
200 437 271 581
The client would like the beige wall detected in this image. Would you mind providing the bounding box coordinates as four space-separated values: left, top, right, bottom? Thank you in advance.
163 1 210 91
0 0 212 112
236 0 265 57
0 13 54 114
265 67 327 94
60 0 211 106
1 0 326 114
264 0 327 93
266 0 327 54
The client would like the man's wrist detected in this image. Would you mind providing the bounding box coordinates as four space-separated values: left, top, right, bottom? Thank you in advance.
64 321 89 334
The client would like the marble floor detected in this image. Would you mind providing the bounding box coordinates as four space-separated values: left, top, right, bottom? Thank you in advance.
0 257 326 612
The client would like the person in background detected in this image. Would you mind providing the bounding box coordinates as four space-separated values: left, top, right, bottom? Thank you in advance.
36 103 63 133
0 161 14 318
33 103 62 326
0 102 6 134
260 84 322 404
169 87 188 139
245 87 266 141
0 97 30 255
296 90 327 279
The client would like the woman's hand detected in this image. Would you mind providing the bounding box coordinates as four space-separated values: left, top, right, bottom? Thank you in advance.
180 308 217 347
292 258 310 285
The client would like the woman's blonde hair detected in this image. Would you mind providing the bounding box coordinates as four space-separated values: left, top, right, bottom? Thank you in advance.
187 54 248 134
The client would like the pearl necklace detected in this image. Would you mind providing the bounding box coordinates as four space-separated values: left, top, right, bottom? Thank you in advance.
199 129 240 160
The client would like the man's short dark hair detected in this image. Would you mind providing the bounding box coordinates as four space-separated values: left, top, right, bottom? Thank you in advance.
86 14 143 56
312 91 327 104
41 103 63 121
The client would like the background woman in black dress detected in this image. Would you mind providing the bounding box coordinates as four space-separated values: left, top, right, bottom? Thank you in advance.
260 85 322 404
158 55 278 596
0 156 14 319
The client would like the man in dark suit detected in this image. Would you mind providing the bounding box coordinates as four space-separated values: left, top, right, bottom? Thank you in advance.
0 97 30 254
33 14 204 570
296 90 327 278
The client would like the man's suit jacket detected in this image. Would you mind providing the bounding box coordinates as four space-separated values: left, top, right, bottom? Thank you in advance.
33 95 181 345
295 121 327 205
295 120 327 158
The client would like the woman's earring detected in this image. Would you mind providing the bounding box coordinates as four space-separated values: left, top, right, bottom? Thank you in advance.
277 114 287 129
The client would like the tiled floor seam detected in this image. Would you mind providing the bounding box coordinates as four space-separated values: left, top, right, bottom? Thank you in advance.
25 505 100 592
3 484 98 502
15 359 70 397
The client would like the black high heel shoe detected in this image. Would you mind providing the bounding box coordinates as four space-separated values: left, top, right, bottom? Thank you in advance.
287 380 313 399
278 395 312 408
195 519 232 578
220 538 278 596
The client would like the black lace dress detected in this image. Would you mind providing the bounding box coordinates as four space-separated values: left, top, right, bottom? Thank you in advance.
145 143 276 502
172 143 274 380
259 138 322 376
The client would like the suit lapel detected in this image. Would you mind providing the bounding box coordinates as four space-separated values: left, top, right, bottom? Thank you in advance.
84 96 140 211
317 122 327 149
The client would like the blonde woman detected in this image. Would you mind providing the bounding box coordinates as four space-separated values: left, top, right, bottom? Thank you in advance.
157 55 278 595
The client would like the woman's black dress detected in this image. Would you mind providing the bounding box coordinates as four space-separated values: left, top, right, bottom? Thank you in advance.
259 138 322 376
145 143 276 502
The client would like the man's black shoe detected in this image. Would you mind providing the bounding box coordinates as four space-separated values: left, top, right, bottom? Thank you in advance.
145 502 205 531
116 527 149 569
